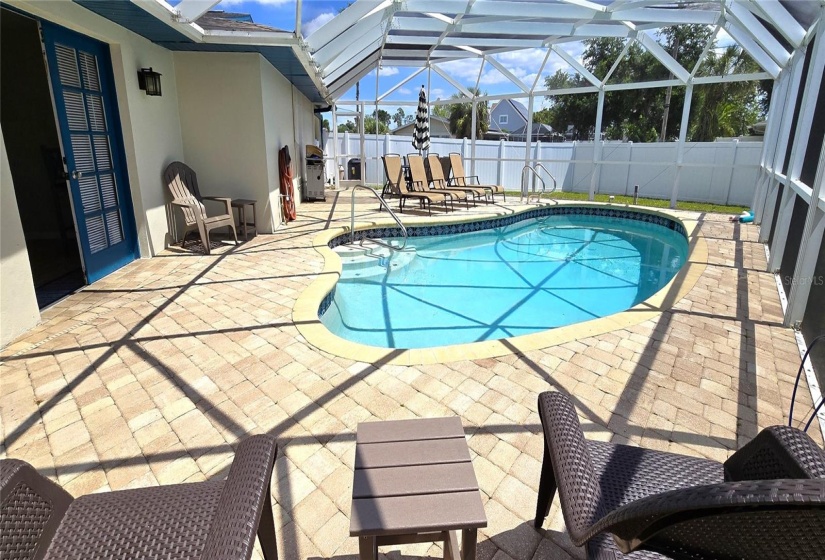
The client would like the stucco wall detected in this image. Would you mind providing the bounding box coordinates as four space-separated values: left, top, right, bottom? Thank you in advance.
9 0 186 256
0 129 40 346
293 84 320 199
261 57 296 229
262 60 318 223
175 52 317 233
174 52 270 232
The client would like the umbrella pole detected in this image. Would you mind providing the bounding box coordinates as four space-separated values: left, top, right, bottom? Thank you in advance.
426 65 431 158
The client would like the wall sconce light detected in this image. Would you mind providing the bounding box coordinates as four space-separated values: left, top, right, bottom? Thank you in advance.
137 67 162 96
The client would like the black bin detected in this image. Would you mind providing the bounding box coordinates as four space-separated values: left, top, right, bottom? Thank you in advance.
347 158 362 180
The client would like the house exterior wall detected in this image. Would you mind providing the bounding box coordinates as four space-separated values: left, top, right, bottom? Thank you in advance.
2 0 187 346
174 52 273 231
490 100 527 133
8 0 186 258
0 3 320 348
261 57 293 228
0 129 40 347
175 52 316 234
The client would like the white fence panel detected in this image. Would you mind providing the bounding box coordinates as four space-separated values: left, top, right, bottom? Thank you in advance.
600 143 635 196
323 135 762 205
469 140 501 186
568 143 595 192
680 143 718 203
728 142 762 206
627 143 679 200
535 144 575 191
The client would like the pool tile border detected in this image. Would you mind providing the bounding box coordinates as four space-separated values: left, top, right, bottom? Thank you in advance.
294 202 708 366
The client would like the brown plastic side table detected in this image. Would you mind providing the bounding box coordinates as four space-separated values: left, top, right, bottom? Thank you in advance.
350 417 487 560
231 199 257 240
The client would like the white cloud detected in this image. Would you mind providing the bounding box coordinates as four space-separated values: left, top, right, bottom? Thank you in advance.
367 66 400 77
438 59 483 84
303 11 335 36
398 87 412 95
430 43 591 95
478 69 511 86
716 28 735 47
496 48 547 68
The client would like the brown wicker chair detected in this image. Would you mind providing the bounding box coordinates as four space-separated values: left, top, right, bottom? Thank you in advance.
164 161 238 255
0 435 278 560
535 391 825 560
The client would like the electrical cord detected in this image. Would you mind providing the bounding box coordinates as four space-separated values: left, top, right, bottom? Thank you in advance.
804 397 825 432
788 333 825 431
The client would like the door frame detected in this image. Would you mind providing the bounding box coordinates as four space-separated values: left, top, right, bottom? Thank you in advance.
36 14 138 283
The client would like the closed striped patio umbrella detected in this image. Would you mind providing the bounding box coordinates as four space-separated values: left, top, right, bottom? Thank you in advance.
412 85 430 154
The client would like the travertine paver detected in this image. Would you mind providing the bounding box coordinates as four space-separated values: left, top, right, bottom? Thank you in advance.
1 196 822 560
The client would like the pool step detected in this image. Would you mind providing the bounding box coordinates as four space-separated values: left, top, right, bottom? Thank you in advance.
335 240 416 280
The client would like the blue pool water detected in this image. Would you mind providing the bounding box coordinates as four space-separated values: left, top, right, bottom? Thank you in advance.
321 213 688 349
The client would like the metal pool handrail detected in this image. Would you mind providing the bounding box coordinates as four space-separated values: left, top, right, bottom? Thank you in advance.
350 184 408 251
534 164 558 194
521 165 546 204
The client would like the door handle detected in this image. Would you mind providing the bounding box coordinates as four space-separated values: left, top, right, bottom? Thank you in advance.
71 170 84 179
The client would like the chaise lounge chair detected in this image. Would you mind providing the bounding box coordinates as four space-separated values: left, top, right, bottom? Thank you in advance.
382 154 450 215
407 154 468 209
0 435 279 560
165 161 239 255
426 153 490 205
535 390 825 559
448 153 506 201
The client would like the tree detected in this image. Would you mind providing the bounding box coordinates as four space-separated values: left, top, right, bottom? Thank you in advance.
392 107 406 127
364 116 389 134
542 69 595 139
432 102 451 120
322 118 330 131
445 89 489 139
689 46 765 141
337 120 357 133
533 107 554 126
373 109 391 127
541 26 770 142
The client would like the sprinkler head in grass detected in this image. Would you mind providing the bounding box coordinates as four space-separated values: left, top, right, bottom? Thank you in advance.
608 196 615 204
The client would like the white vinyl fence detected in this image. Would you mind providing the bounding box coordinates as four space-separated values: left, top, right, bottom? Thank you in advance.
324 133 762 207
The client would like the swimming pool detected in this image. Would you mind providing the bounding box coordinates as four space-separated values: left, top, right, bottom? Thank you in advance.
319 208 688 349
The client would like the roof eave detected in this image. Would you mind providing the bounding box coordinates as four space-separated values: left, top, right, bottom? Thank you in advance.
132 0 330 102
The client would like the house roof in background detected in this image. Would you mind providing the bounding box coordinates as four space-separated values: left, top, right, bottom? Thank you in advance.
196 11 287 33
71 1 327 103
507 99 529 122
511 123 555 136
392 115 451 134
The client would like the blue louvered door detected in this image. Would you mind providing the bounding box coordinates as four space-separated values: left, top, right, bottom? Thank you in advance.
41 22 137 283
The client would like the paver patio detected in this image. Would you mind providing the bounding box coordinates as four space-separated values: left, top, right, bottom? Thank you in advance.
1 196 821 560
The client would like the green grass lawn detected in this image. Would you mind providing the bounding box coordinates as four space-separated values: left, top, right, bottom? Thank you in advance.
505 190 749 215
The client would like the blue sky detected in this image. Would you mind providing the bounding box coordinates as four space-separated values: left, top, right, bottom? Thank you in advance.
176 1 736 127
201 0 578 117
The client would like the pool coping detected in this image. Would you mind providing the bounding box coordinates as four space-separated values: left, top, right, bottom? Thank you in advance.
293 202 708 366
